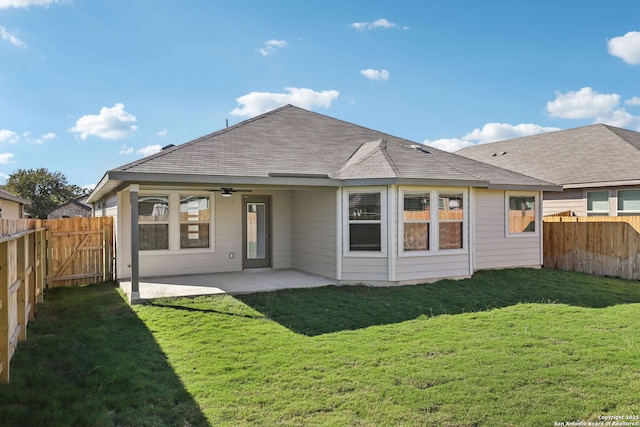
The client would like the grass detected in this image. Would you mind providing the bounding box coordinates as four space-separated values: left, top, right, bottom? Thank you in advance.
1 268 640 426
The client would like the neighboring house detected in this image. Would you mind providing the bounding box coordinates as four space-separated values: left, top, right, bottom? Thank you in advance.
47 195 92 219
87 105 558 295
0 188 30 219
457 124 640 217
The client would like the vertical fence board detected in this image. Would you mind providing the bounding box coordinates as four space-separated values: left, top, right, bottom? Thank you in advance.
543 216 640 280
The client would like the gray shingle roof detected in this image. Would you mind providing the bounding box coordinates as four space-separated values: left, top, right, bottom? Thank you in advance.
456 124 640 188
0 188 30 205
91 105 555 200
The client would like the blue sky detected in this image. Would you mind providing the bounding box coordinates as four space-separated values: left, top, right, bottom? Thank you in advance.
1 0 640 189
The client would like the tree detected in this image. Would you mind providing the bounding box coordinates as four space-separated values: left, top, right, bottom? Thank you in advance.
2 168 88 219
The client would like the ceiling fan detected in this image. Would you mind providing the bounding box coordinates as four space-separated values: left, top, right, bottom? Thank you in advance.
208 187 253 198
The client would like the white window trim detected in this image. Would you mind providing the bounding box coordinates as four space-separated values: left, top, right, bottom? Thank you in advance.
139 189 215 254
585 190 610 216
505 192 539 238
616 188 640 216
398 187 468 257
343 187 387 257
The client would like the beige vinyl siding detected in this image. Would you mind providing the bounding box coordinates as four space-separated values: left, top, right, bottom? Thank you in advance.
271 191 293 269
543 189 583 216
395 254 470 282
0 200 22 218
474 189 542 270
292 189 336 278
341 257 388 282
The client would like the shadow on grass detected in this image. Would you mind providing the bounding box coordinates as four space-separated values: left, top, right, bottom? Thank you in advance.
0 282 210 427
237 268 640 336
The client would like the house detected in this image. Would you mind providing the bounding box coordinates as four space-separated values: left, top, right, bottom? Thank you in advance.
0 188 30 219
87 105 559 299
456 124 640 217
47 195 92 219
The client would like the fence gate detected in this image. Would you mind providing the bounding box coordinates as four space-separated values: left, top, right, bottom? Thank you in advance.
44 217 114 288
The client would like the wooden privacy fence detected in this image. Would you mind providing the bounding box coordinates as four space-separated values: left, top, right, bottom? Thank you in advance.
0 219 46 383
543 216 640 280
43 217 114 288
1 216 114 382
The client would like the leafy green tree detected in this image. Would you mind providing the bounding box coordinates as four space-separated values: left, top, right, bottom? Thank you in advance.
2 168 88 219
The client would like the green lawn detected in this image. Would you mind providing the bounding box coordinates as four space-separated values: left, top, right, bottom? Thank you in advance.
1 268 639 426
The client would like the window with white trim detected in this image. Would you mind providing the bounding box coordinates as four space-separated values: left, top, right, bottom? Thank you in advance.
617 189 640 216
586 191 609 216
402 192 430 252
506 194 537 235
439 193 464 249
180 195 210 249
138 195 169 250
348 192 382 252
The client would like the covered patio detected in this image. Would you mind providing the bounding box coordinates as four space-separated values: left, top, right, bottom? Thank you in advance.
119 269 337 303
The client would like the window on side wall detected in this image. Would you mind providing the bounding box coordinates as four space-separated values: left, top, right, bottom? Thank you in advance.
586 191 609 216
348 192 382 252
438 193 464 249
617 190 640 216
138 195 169 250
180 195 211 249
507 194 537 235
403 192 430 252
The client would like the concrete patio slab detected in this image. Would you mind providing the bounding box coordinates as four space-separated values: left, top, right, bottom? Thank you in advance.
119 269 337 303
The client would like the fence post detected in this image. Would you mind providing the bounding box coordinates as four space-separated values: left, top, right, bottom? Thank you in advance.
0 240 9 383
16 235 26 342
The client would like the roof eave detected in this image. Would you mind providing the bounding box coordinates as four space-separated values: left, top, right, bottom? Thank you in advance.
562 179 640 189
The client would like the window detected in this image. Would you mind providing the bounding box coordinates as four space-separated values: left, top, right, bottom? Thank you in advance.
438 193 464 249
507 195 536 234
587 191 609 216
403 193 430 251
348 192 382 252
138 196 169 250
180 196 210 249
618 190 640 216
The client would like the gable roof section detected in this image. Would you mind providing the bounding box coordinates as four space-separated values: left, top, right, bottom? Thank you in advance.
456 124 640 188
0 188 30 205
89 105 556 201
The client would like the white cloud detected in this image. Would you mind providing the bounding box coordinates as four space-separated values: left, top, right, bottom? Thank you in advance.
625 96 640 106
0 0 60 8
231 87 340 117
462 123 560 144
0 129 18 144
119 144 134 155
0 172 9 182
424 123 560 152
425 138 474 152
546 87 620 119
259 39 287 56
0 25 26 48
68 103 138 140
607 31 640 65
136 144 161 156
595 108 640 130
0 152 15 163
546 87 640 131
157 128 168 137
81 183 95 192
360 69 390 81
349 18 409 31
29 132 57 144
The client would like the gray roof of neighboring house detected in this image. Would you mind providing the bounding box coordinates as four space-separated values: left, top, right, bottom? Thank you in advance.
0 188 30 205
89 105 557 201
456 124 640 189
